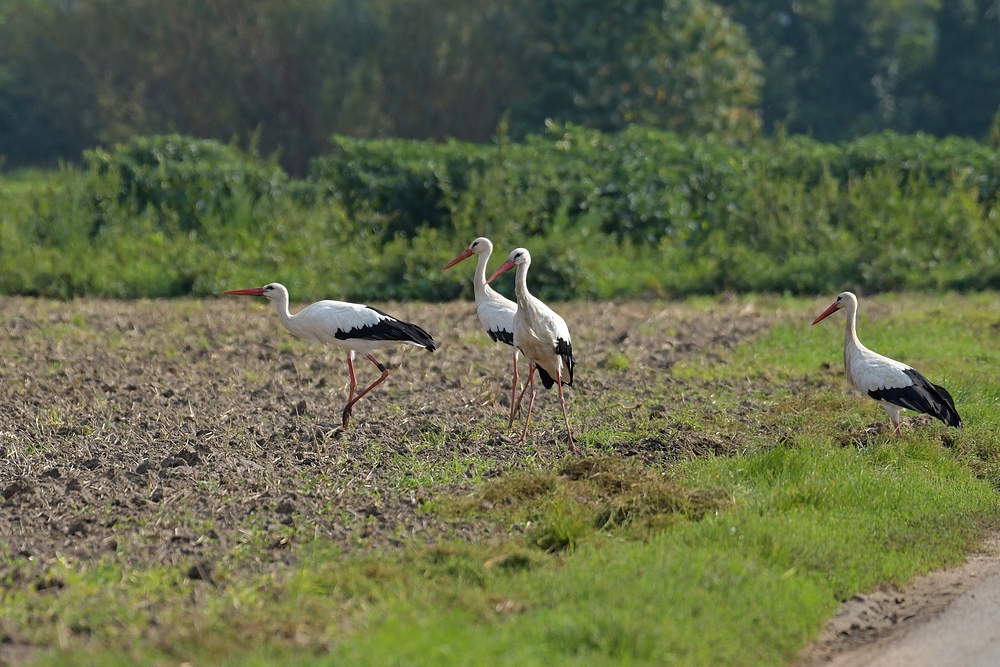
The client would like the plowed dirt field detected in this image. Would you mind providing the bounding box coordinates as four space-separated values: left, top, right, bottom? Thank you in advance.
0 297 770 576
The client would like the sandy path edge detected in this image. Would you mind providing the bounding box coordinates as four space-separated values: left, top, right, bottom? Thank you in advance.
799 531 1000 666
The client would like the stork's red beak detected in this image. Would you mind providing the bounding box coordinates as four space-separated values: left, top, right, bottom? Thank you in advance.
442 248 475 271
487 259 516 284
224 287 266 296
811 303 839 325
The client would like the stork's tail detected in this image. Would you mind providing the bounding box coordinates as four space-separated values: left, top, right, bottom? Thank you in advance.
346 307 436 351
870 369 962 428
929 382 962 428
397 321 436 352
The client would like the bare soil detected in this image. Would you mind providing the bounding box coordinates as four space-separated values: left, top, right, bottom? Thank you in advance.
0 297 769 579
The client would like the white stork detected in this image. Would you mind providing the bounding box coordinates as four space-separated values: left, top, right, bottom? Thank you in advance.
225 283 436 428
812 291 961 435
488 248 576 450
442 237 520 425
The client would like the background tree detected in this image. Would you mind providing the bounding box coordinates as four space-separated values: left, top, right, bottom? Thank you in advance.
2 0 999 172
518 0 762 140
717 0 1000 139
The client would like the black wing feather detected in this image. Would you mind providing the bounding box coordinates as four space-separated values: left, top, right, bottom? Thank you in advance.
487 328 515 346
335 307 436 351
537 365 556 389
534 338 574 390
868 368 961 427
555 338 574 386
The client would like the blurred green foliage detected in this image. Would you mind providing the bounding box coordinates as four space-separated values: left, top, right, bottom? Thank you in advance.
717 0 1000 140
3 0 998 177
1 128 998 301
85 135 288 234
0 0 760 173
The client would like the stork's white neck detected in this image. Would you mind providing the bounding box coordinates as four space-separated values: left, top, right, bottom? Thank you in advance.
473 250 490 301
268 286 296 333
841 296 865 377
843 297 861 347
514 260 531 306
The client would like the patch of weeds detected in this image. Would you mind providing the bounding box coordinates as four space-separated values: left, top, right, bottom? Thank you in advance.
484 551 536 572
440 456 731 552
480 471 557 506
598 349 630 370
529 500 590 553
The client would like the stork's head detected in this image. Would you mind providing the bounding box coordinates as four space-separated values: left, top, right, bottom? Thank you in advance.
812 291 858 325
442 237 494 270
224 282 287 302
486 247 530 284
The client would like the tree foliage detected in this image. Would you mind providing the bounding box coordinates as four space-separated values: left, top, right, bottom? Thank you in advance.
1 0 998 171
0 0 760 172
717 0 1000 139
516 0 762 139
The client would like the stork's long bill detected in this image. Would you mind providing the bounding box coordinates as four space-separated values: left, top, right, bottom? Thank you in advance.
441 248 475 271
486 259 516 283
224 287 266 297
811 302 840 325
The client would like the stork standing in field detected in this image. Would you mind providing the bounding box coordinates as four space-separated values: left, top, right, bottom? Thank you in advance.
442 237 520 425
225 283 436 428
812 291 961 434
488 248 576 450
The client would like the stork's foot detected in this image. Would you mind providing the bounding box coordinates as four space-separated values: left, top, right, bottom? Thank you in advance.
342 405 353 429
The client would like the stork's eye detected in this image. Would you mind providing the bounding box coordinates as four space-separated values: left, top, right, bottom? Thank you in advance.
264 286 273 291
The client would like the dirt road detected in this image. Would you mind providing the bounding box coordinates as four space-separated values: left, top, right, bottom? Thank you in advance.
804 533 1000 666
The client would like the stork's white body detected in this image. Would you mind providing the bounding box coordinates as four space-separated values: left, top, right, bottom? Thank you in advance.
277 298 423 355
512 288 573 388
813 292 961 434
465 239 517 346
443 237 520 423
225 282 435 428
843 333 914 428
488 248 576 449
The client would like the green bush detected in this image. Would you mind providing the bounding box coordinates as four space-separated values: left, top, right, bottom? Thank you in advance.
1 128 999 301
84 135 289 234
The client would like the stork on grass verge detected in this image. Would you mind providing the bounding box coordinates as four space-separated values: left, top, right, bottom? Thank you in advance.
225 283 436 428
488 248 576 451
812 291 961 435
442 237 520 425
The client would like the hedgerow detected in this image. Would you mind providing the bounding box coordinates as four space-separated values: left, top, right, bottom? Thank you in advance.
0 128 998 300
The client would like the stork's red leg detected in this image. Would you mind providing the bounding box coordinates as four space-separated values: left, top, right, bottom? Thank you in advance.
508 347 520 428
342 353 389 428
346 352 358 404
519 366 537 444
894 419 902 437
512 364 534 427
556 368 575 451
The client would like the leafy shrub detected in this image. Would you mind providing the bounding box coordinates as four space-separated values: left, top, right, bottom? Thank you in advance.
85 135 288 234
2 128 999 301
310 137 492 241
